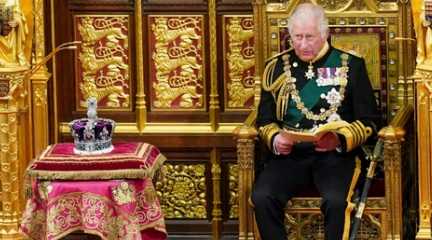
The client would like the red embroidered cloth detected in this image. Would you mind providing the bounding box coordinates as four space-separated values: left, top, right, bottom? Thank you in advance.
21 142 167 240
27 142 166 180
20 179 167 240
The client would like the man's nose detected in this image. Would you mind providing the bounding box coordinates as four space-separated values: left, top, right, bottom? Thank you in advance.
299 39 308 49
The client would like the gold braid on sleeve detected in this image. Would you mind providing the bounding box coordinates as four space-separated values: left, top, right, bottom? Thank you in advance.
258 123 281 150
336 120 373 152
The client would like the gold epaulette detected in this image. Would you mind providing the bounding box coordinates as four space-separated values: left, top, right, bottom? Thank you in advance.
335 120 373 152
332 45 362 59
264 48 292 63
258 123 281 150
262 58 279 91
262 48 292 92
346 50 362 58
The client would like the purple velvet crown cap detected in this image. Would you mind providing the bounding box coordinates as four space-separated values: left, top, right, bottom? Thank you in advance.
70 118 114 140
69 97 116 155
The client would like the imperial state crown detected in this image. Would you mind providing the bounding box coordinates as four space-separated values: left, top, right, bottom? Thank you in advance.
69 97 116 155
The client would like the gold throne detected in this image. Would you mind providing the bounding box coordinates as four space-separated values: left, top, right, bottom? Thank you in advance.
234 1 414 239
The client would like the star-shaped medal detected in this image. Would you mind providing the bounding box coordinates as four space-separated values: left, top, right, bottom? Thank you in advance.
305 64 315 79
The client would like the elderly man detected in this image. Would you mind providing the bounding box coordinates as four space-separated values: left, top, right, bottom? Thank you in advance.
251 3 380 240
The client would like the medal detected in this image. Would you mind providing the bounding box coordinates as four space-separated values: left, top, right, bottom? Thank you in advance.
305 62 315 79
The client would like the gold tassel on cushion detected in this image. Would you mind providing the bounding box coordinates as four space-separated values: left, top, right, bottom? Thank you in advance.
258 123 281 150
336 120 373 152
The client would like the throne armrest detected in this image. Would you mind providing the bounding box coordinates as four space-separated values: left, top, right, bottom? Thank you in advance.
377 104 413 238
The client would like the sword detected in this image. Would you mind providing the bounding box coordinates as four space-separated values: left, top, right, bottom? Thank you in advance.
349 139 384 240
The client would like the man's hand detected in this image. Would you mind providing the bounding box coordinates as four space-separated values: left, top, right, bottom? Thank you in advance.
314 132 340 152
273 133 295 155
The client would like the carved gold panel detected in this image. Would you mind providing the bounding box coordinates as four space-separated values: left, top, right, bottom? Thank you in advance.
284 212 382 239
155 163 207 219
0 80 8 97
228 163 238 218
223 16 255 110
285 198 385 240
331 27 385 91
74 15 131 111
149 15 205 111
312 0 352 12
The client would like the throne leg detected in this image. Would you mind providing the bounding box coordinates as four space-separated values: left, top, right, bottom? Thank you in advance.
234 125 257 240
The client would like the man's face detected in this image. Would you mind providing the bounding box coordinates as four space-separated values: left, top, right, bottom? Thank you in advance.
290 19 327 62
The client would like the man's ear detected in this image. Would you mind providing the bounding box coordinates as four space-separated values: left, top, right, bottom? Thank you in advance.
324 29 330 42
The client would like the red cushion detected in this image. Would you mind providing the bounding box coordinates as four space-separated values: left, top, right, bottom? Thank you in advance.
296 178 385 198
27 142 166 180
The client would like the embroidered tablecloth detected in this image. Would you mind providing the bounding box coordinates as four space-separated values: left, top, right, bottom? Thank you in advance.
20 142 167 240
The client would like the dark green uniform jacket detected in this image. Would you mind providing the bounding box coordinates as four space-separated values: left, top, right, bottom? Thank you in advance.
257 45 380 153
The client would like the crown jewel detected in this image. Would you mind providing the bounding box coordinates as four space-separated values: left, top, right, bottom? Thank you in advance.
69 97 116 155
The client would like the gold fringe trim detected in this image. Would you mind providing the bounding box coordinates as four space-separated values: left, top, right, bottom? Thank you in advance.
27 154 167 180
342 157 362 240
258 123 281 150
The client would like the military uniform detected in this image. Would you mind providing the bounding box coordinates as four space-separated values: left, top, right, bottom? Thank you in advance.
251 42 380 240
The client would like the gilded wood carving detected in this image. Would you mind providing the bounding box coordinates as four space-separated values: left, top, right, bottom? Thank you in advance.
228 163 239 219
149 16 205 110
75 15 131 110
414 67 432 239
330 29 382 89
155 163 207 218
0 0 32 67
223 16 256 110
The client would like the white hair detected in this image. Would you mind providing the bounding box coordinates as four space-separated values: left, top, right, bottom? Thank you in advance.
287 3 329 39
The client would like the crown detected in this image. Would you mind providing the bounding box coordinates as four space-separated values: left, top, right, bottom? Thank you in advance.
69 97 116 155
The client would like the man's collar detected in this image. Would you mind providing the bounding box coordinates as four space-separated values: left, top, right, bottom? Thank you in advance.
310 41 329 63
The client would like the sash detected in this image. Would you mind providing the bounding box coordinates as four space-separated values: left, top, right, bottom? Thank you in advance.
284 50 347 126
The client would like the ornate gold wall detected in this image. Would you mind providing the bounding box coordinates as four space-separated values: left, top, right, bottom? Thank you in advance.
0 0 422 239
49 0 254 238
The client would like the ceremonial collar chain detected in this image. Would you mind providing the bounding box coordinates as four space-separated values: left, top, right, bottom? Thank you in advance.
280 53 349 122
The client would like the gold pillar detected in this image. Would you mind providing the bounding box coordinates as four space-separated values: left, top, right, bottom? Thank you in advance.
233 125 257 240
211 148 222 240
415 65 432 240
29 73 50 156
31 0 50 155
0 67 30 240
208 0 219 131
380 126 405 240
135 0 146 132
